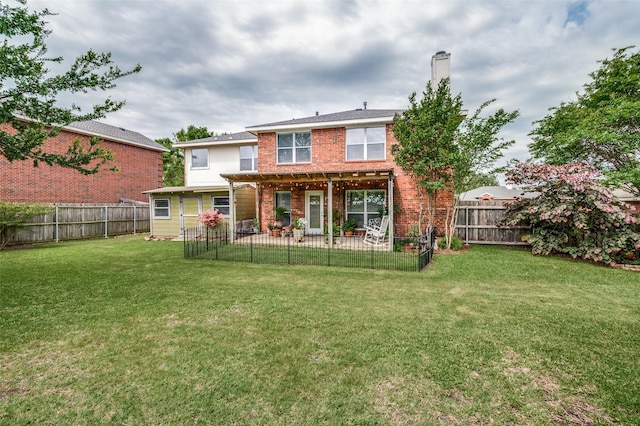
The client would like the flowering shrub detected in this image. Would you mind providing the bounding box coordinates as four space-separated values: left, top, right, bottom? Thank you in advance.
198 209 221 228
500 163 640 265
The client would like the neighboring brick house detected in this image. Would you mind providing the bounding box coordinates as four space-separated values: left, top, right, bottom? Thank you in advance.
1 120 167 204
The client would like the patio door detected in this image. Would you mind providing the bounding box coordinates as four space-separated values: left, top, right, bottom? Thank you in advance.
305 191 324 234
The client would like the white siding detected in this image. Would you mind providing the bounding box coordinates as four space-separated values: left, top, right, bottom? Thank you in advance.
185 145 249 186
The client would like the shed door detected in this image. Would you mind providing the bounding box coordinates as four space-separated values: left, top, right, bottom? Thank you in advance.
180 195 202 234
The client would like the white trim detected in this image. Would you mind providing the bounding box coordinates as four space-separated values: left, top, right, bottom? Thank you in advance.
152 197 171 219
247 116 395 133
176 139 257 148
305 191 324 235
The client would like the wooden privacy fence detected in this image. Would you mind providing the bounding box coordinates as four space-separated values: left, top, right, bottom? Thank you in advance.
5 204 150 245
454 200 529 245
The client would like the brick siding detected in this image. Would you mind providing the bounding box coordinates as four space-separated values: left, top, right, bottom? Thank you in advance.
257 124 454 235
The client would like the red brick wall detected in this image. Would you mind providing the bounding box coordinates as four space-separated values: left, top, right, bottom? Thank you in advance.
0 124 163 203
257 124 454 234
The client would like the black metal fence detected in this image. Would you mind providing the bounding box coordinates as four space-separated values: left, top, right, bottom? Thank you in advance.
184 226 436 272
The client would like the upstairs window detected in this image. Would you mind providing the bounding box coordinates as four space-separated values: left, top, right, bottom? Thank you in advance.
277 132 311 164
240 145 258 171
191 148 209 168
346 127 386 160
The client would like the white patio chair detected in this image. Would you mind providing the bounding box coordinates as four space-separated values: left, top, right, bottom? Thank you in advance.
363 215 389 245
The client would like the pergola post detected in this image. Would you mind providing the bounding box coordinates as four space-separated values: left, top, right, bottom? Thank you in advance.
388 175 394 251
229 181 235 243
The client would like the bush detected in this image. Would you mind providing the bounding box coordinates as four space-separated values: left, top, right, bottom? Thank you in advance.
500 163 640 265
0 202 54 248
198 209 221 228
440 236 463 251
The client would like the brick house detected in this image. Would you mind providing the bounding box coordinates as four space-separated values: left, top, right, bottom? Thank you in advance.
0 120 167 204
221 108 454 240
220 52 455 240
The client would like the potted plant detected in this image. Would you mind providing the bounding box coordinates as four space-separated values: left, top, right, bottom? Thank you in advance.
324 222 340 244
268 221 283 237
274 206 287 228
292 218 306 242
252 217 259 233
342 218 357 236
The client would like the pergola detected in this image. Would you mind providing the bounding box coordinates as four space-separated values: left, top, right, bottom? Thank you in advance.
221 169 395 249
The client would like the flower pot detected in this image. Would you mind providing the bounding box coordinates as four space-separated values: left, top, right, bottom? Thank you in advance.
272 229 281 237
293 228 304 242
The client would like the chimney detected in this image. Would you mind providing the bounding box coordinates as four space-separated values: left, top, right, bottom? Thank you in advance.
431 51 451 89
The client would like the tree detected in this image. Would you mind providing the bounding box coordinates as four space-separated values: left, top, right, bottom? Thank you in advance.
500 163 640 265
0 201 53 248
392 79 519 244
156 125 214 187
529 46 640 196
0 0 141 174
392 78 463 232
454 99 520 195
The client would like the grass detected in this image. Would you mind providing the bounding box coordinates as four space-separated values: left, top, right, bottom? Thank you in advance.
1 235 639 424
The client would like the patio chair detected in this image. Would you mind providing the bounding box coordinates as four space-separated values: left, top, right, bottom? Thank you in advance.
363 215 389 245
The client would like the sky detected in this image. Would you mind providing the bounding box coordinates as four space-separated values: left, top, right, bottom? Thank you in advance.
22 0 640 169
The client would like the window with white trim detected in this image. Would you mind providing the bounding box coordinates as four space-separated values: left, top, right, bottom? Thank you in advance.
239 145 258 171
275 191 291 226
277 132 311 164
346 127 386 160
153 198 171 219
191 148 209 168
212 196 230 216
345 190 386 228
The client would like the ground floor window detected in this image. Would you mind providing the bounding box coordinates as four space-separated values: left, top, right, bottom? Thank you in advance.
275 191 291 226
153 198 170 219
345 190 385 228
212 196 230 216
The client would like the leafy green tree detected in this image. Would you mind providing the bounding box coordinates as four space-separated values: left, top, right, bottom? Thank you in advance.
454 99 520 195
529 46 640 196
392 79 463 232
0 0 141 174
0 201 53 248
500 163 640 265
392 79 519 244
156 125 214 187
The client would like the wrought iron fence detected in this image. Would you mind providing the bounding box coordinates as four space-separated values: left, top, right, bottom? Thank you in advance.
184 226 436 272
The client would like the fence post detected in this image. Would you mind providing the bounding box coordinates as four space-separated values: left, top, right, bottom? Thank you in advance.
464 206 469 245
133 206 137 235
104 206 108 238
55 205 59 243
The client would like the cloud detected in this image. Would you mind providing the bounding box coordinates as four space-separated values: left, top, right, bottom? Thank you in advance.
21 0 639 171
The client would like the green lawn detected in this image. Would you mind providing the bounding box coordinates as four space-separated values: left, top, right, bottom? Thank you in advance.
1 236 638 425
